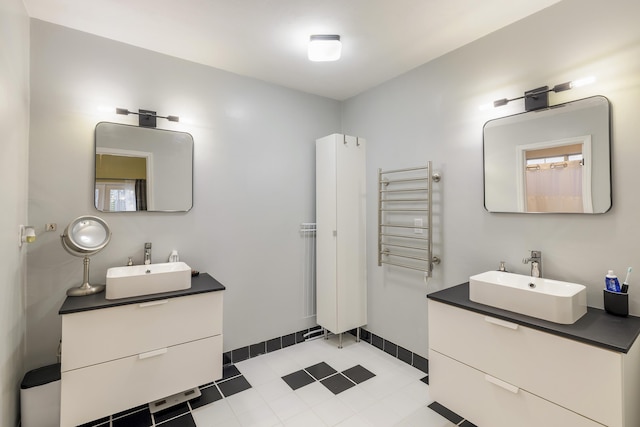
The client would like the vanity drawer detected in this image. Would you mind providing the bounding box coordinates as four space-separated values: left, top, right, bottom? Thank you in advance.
60 334 222 427
62 291 223 371
428 300 621 427
429 350 604 427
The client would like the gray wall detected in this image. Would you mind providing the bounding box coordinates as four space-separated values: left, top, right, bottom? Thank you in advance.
22 0 640 383
26 20 341 371
342 0 640 357
0 0 30 425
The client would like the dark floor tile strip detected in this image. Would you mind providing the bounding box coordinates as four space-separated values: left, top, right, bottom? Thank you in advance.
428 401 464 424
460 420 478 427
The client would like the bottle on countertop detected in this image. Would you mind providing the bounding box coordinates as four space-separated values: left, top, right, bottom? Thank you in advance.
605 270 621 293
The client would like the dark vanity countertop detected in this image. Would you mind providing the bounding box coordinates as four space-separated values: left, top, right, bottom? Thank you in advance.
428 283 640 354
59 273 225 315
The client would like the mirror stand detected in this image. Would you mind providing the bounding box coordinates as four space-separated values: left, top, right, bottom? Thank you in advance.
66 256 105 296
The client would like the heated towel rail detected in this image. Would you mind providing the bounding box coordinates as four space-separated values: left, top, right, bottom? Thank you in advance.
378 162 441 276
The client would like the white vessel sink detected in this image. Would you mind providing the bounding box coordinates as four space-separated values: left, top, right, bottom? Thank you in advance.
469 270 587 324
106 262 191 300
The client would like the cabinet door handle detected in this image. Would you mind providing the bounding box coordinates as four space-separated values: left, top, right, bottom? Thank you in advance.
138 348 168 360
484 316 518 330
485 374 519 394
138 300 169 308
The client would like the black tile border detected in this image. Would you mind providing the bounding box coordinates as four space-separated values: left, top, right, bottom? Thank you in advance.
428 401 464 425
347 328 429 375
224 326 431 379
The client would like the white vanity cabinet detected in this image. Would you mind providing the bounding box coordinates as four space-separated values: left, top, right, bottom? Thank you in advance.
428 299 640 427
59 275 224 427
316 134 367 335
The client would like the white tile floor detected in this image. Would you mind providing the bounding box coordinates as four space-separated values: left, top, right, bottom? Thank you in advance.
191 334 457 427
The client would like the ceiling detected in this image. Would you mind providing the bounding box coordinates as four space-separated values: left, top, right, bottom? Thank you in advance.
22 0 562 100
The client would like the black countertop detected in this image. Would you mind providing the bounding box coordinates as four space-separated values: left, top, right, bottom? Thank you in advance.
59 273 225 315
428 283 640 353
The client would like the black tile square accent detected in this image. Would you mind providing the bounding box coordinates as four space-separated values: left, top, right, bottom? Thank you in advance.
371 334 384 351
231 346 249 363
397 346 413 365
153 402 190 424
156 413 196 427
250 342 265 357
113 407 152 427
428 402 464 424
217 375 252 397
295 329 307 343
305 362 337 380
189 384 223 409
309 325 322 333
219 364 241 381
320 373 355 394
342 365 375 384
223 351 232 365
282 369 316 390
460 420 478 427
359 328 371 343
412 354 429 374
420 375 429 385
266 337 281 353
383 340 398 357
282 333 296 348
77 416 110 427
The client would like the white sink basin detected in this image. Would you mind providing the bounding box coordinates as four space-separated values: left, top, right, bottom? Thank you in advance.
106 262 191 300
469 270 587 324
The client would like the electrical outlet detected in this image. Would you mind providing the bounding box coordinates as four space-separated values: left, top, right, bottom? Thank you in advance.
414 218 423 234
45 223 57 232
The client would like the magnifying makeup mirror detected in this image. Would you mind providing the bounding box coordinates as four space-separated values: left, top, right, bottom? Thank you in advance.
61 215 111 296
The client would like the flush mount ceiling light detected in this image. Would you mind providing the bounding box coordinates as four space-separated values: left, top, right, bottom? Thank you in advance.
308 35 342 62
492 76 596 111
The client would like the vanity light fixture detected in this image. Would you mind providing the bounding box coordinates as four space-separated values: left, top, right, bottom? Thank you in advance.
116 108 180 128
308 35 342 62
492 76 596 111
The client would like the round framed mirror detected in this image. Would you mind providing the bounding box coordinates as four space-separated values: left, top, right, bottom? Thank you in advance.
61 215 111 296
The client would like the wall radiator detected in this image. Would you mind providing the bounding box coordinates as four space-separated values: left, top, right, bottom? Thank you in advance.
378 162 441 276
300 222 317 318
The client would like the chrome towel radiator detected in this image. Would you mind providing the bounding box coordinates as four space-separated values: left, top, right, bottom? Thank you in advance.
378 162 441 275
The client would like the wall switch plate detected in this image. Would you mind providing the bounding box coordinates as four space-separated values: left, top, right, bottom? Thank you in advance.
414 218 423 234
45 223 57 232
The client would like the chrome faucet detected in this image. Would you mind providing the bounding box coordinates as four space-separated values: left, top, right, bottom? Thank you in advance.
522 250 542 278
144 242 152 265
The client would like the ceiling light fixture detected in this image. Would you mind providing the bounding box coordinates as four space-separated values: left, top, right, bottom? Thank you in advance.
308 35 342 62
116 108 179 128
492 76 596 111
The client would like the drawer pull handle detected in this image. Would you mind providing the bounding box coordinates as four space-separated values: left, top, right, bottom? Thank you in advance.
484 316 518 330
139 348 168 360
139 300 169 308
485 374 519 394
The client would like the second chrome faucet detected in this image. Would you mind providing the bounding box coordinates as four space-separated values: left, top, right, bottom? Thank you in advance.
523 250 542 278
144 242 152 265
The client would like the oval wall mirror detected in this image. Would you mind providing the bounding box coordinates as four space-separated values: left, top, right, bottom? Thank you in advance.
61 215 111 296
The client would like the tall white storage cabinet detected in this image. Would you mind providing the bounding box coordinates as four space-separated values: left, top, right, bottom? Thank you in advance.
316 134 367 338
